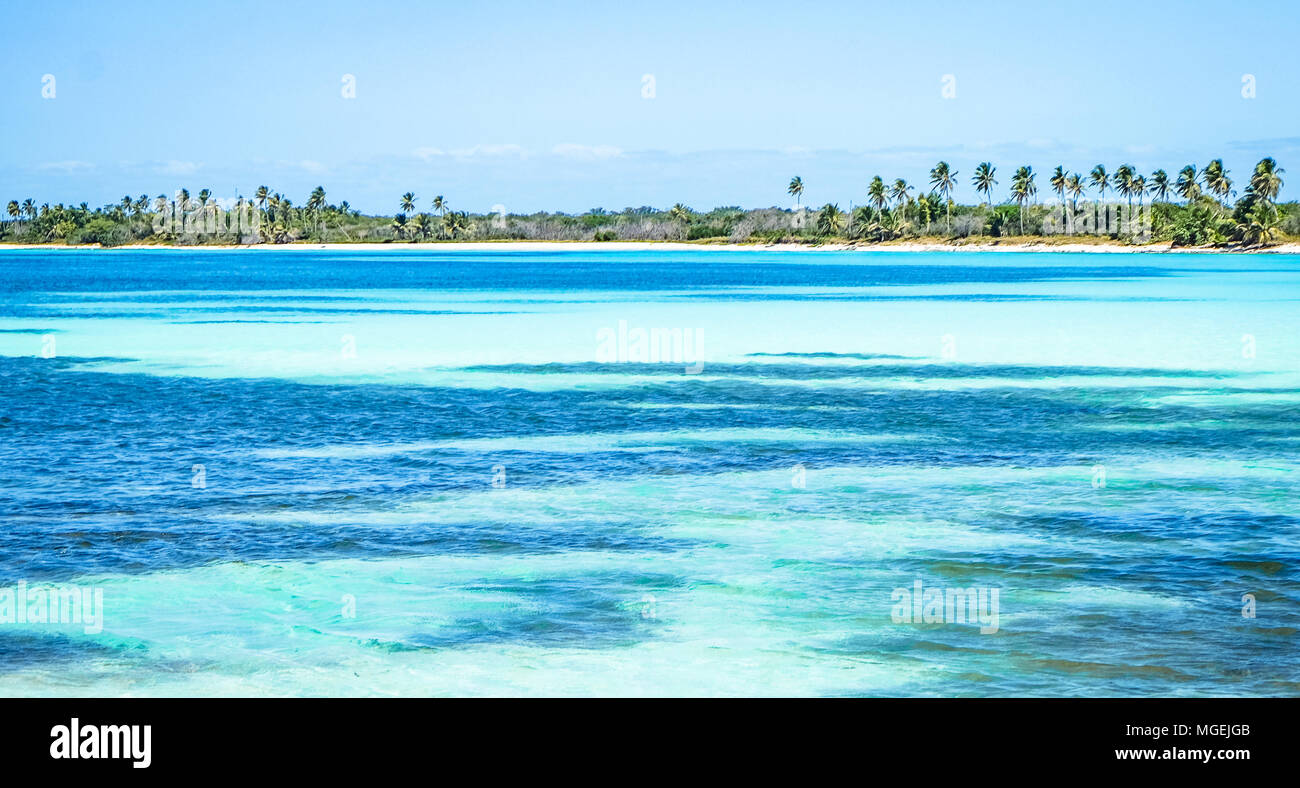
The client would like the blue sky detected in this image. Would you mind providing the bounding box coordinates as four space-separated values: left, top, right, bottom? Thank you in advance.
1 0 1297 213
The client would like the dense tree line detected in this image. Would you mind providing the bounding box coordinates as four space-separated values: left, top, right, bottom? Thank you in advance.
2 158 1292 247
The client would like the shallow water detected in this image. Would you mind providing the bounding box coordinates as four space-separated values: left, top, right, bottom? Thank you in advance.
0 248 1297 696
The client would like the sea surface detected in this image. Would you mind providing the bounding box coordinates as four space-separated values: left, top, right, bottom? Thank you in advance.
0 247 1296 696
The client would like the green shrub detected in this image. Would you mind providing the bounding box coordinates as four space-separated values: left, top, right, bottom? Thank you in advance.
686 223 727 240
1170 205 1218 246
985 205 1019 237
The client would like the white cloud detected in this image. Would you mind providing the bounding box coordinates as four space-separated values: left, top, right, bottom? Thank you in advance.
452 144 526 158
551 143 622 160
412 144 527 161
37 160 94 174
155 160 201 176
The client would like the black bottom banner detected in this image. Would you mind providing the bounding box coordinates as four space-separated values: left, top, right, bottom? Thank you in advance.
0 697 1287 776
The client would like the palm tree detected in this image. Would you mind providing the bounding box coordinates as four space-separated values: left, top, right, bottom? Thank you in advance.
1065 174 1085 210
1050 166 1068 206
1131 174 1146 208
1203 159 1232 203
1114 164 1135 208
22 199 36 221
972 162 997 207
1090 165 1109 204
400 192 417 216
867 176 888 219
1148 170 1170 203
432 195 447 215
1236 201 1280 246
1248 158 1284 204
6 201 18 223
816 203 845 235
442 210 470 239
669 203 691 224
1064 173 1085 233
787 177 804 208
198 189 211 208
670 203 691 238
928 161 958 233
877 208 903 240
890 179 913 226
1010 166 1036 235
1175 165 1201 203
391 213 408 239
255 186 269 210
412 212 432 241
307 186 327 236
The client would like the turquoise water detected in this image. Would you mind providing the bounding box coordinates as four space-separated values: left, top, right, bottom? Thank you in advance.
0 247 1297 696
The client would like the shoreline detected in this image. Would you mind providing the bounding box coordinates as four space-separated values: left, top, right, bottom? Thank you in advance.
1 239 1298 254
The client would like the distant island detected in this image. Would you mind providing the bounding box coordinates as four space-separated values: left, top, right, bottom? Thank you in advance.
2 158 1292 251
